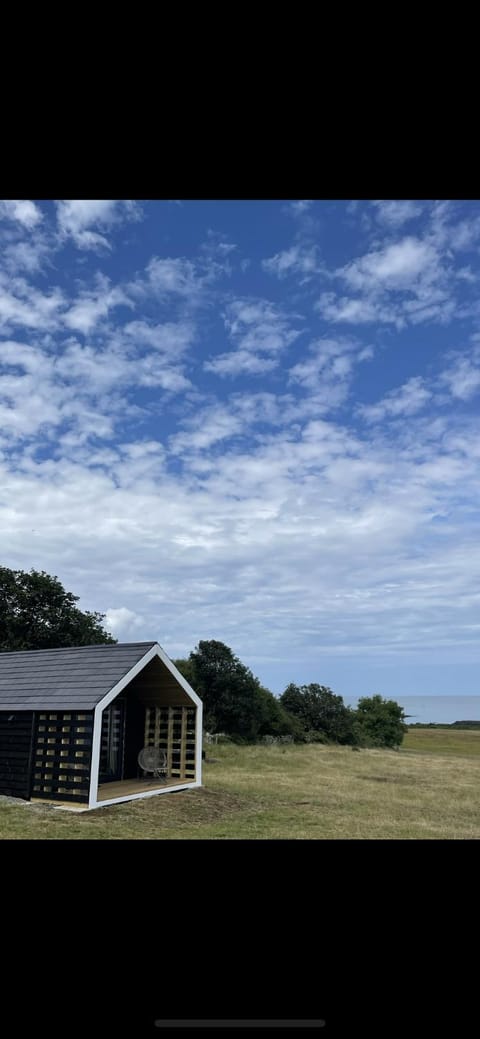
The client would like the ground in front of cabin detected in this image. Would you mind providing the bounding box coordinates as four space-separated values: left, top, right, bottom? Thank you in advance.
1 730 480 839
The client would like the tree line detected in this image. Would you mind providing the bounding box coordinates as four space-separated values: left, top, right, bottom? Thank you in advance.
174 639 407 749
1 566 406 749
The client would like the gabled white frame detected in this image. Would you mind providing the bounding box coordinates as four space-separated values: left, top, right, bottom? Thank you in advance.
88 642 203 810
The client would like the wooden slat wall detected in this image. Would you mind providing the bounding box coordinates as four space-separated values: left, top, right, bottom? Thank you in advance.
0 711 34 799
32 711 93 803
144 706 196 781
167 707 174 776
180 708 187 778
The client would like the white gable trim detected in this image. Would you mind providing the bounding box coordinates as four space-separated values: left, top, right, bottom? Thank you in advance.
153 643 203 709
88 642 202 808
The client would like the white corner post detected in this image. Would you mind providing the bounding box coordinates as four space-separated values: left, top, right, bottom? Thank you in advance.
195 697 203 786
89 704 102 809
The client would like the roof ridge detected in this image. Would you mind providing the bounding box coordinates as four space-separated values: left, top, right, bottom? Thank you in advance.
0 641 157 657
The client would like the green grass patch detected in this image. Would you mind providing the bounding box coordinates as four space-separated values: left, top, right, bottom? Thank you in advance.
2 732 480 839
404 727 480 756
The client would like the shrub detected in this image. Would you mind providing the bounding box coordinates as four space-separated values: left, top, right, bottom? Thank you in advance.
355 695 407 748
280 683 358 744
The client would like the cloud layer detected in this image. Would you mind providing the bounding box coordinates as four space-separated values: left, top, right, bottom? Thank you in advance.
2 199 480 698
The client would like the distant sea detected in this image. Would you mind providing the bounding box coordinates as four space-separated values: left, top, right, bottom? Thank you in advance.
347 696 480 725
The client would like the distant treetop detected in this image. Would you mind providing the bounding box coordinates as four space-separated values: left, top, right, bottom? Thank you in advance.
0 565 116 651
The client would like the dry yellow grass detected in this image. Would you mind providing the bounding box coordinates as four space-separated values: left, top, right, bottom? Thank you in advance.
1 731 480 838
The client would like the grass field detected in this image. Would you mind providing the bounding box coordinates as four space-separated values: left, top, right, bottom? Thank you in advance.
2 728 480 839
404 726 480 756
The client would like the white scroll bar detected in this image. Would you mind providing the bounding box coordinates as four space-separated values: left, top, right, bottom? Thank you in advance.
154 1022 326 1029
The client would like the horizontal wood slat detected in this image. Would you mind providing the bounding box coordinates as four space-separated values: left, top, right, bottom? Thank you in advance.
33 779 89 787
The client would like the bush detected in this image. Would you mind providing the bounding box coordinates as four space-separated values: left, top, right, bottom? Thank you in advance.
302 730 328 744
355 695 407 748
279 683 358 744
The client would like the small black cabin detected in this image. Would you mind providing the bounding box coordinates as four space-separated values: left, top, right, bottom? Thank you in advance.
0 641 202 810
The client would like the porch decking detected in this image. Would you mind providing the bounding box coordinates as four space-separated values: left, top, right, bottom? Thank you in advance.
97 776 189 801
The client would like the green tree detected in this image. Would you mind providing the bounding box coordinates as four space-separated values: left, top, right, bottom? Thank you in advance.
355 694 407 748
0 566 116 651
172 657 197 688
280 682 357 744
255 685 304 740
188 639 292 741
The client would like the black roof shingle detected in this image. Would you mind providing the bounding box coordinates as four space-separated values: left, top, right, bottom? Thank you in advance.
0 642 157 711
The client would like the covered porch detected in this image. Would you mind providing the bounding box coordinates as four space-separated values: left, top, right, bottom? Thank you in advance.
92 652 199 808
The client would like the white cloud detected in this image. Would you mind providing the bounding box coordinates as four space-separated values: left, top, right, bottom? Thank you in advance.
2 237 52 275
288 336 372 411
319 233 457 328
228 391 293 428
3 392 480 676
120 441 165 462
372 200 423 228
455 266 477 283
64 278 131 334
56 199 141 250
0 339 62 437
104 606 146 638
340 237 437 292
205 350 278 377
136 354 192 391
358 346 374 361
358 377 432 423
144 256 216 302
169 405 244 454
4 199 480 694
0 199 43 229
224 300 278 343
263 243 318 279
0 274 65 333
440 352 480 401
0 310 193 451
205 298 302 378
56 333 192 401
123 319 195 356
126 251 230 320
317 292 400 326
429 202 480 254
446 217 480 252
168 391 323 461
55 340 130 393
401 294 456 325
287 200 314 217
200 229 237 257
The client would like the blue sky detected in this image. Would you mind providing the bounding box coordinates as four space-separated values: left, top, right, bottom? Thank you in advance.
1 198 480 700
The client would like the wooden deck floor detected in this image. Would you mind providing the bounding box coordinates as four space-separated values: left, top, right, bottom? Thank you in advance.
97 776 191 801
